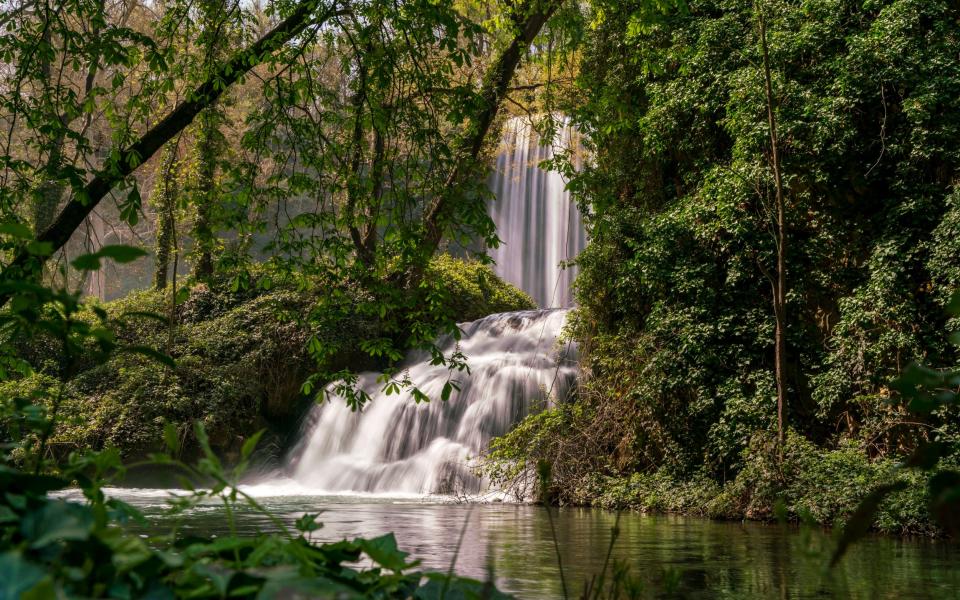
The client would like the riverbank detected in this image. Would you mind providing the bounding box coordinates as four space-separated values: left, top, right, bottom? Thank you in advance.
485 413 943 537
571 444 936 537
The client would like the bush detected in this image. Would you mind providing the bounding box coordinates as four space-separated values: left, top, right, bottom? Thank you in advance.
484 413 939 534
426 254 536 321
11 256 532 465
706 432 936 534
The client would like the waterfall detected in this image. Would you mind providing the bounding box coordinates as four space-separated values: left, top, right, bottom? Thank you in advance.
488 117 586 308
285 309 577 495
278 117 586 496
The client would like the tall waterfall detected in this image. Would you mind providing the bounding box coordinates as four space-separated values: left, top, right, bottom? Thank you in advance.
488 117 586 308
279 118 586 496
286 309 577 495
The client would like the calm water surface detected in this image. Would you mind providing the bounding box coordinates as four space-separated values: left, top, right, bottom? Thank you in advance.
101 487 959 599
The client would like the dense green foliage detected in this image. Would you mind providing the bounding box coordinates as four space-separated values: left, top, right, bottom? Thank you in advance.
486 0 960 533
0 0 957 593
3 256 531 464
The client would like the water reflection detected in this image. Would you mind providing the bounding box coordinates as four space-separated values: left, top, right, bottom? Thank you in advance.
107 490 959 599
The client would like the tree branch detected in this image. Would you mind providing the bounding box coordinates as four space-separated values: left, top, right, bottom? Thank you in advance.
1 0 344 296
417 0 561 262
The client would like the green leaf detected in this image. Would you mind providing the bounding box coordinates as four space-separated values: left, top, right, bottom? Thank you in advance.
26 241 53 256
255 574 352 600
21 500 94 548
240 430 265 462
0 552 47 598
355 533 413 572
72 245 147 271
118 345 176 368
71 252 102 271
295 513 323 533
0 466 68 495
0 222 33 239
97 244 148 264
163 421 180 454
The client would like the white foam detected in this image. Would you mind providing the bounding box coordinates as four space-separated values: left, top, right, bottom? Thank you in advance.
283 309 578 496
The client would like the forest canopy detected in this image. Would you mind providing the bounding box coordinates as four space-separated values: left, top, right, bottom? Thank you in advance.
1 0 959 597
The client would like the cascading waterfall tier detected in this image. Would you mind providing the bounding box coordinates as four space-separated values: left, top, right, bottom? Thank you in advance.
488 117 586 308
280 118 585 497
287 309 577 495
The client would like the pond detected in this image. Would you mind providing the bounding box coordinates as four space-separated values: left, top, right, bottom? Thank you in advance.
93 485 959 599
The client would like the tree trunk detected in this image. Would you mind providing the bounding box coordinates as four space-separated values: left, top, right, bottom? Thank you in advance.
153 145 178 290
191 106 218 280
84 211 107 300
758 6 788 450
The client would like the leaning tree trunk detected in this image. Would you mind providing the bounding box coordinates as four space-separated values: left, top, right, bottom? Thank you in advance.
0 0 347 306
413 0 562 278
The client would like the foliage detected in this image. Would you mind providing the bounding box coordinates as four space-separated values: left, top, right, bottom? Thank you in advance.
709 432 934 535
503 0 960 524
485 410 937 534
3 256 532 464
0 247 509 598
831 291 960 559
425 254 536 323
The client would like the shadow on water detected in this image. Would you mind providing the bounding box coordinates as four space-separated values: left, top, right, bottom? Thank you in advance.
104 490 959 599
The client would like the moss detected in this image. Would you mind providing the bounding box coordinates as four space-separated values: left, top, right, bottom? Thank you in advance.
425 254 536 321
10 256 532 464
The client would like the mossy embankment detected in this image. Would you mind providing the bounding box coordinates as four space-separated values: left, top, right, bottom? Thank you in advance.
6 255 534 468
486 407 943 536
577 436 937 537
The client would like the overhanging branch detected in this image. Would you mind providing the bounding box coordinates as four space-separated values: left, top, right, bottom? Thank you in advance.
418 0 562 260
0 0 344 298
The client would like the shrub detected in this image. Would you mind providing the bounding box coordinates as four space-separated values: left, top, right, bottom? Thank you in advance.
15 256 533 464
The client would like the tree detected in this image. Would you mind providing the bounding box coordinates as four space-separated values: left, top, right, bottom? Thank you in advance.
152 143 179 290
0 0 348 303
756 2 788 451
0 0 564 311
189 0 238 280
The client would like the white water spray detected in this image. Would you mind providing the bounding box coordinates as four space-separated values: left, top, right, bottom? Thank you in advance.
286 309 577 495
282 117 586 496
488 117 586 309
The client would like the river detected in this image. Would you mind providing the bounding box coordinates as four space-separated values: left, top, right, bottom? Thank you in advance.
99 486 958 599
